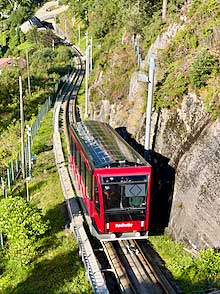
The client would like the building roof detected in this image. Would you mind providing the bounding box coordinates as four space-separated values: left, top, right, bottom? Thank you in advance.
0 57 26 70
0 58 14 69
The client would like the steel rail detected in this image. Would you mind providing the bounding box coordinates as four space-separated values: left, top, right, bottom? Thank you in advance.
135 240 180 294
114 240 161 294
102 238 179 294
52 34 109 292
102 241 134 294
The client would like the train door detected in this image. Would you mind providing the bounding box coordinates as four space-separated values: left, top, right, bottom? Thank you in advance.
92 175 104 233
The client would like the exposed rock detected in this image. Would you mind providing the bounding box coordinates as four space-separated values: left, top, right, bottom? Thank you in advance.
91 71 148 137
148 92 210 168
127 72 148 137
142 23 184 69
167 119 220 249
91 100 129 129
91 99 111 122
141 89 218 250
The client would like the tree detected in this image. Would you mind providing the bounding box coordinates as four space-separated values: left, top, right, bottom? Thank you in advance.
162 0 168 20
0 196 49 266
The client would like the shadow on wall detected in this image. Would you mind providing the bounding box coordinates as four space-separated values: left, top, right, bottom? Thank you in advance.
115 127 175 235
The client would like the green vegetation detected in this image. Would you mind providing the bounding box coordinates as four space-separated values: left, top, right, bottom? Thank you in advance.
0 0 36 57
0 30 73 172
1 0 220 292
154 0 220 119
63 0 169 110
155 60 189 109
189 50 219 88
89 44 136 104
0 111 92 293
0 4 91 291
0 196 49 266
0 30 73 132
150 235 220 292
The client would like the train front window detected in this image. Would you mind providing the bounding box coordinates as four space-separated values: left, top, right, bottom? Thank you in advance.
101 175 148 211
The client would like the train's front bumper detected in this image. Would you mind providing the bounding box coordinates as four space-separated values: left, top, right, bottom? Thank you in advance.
91 226 148 241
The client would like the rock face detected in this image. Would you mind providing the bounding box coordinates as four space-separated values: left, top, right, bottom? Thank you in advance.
91 71 148 136
142 23 184 68
148 91 220 249
91 76 220 250
147 92 210 169
137 17 220 249
167 119 220 250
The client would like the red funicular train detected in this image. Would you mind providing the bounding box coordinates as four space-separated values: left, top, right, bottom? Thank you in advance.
68 120 151 240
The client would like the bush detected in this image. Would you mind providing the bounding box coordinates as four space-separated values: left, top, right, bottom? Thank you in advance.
189 50 218 88
0 196 49 266
198 249 220 281
155 61 189 109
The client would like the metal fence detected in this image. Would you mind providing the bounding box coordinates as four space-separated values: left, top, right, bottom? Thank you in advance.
0 79 64 198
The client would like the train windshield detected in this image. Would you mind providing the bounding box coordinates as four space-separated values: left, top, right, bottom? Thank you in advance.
101 175 148 212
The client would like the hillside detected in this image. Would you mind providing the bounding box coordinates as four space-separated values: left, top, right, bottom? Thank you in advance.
0 0 220 292
65 0 220 251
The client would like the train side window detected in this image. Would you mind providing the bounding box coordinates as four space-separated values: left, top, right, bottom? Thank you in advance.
77 150 81 173
73 141 76 159
94 180 100 216
90 175 93 199
82 161 86 186
86 167 92 199
75 148 78 165
70 138 73 155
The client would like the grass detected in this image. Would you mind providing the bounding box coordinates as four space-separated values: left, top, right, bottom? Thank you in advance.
77 77 86 118
149 235 220 293
0 111 92 294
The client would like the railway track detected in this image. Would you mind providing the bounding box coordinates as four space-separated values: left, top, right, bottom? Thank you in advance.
51 27 179 293
53 41 109 293
102 240 179 294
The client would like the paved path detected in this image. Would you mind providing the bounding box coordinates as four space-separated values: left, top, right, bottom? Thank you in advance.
35 1 68 21
20 1 68 33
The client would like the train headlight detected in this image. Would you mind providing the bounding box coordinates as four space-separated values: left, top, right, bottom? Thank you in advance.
135 232 140 237
110 233 116 239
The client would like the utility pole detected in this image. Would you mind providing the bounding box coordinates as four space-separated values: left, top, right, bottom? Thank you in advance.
78 25 80 45
85 30 89 118
162 0 168 20
1 177 4 197
144 57 155 157
26 179 30 201
90 35 93 71
1 177 6 198
0 232 3 249
26 125 32 202
7 168 10 190
64 19 67 37
85 46 89 118
52 39 55 51
26 50 31 95
19 76 25 180
86 31 88 51
138 53 142 70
